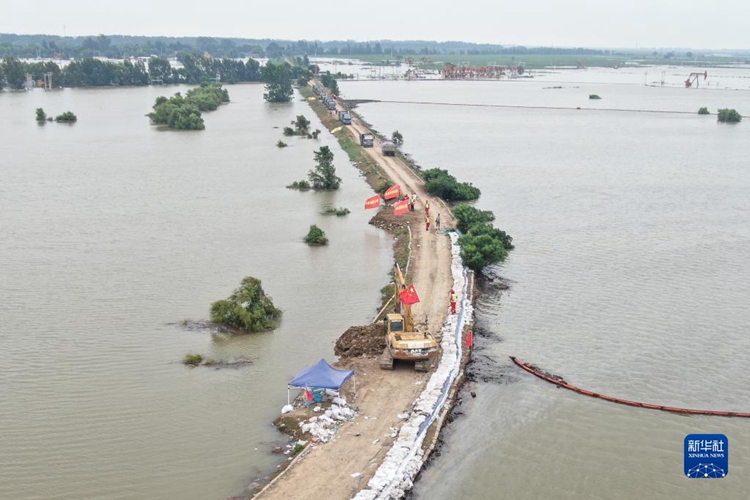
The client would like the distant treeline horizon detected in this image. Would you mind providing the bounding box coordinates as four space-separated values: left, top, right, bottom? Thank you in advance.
5 33 743 60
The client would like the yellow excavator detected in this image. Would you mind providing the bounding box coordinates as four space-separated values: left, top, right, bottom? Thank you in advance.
379 264 439 372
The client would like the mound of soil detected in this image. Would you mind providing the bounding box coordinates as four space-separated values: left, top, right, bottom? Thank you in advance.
369 206 418 232
335 323 386 358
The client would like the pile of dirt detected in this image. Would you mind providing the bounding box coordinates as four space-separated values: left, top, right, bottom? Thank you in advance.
335 323 386 358
369 207 418 233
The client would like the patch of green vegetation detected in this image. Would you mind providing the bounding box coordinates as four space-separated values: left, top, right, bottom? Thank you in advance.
286 180 311 190
183 354 203 366
589 94 601 100
422 168 481 202
308 146 341 190
283 127 295 136
717 108 742 123
209 276 281 332
304 225 328 245
148 82 229 130
35 107 47 122
321 206 350 216
698 107 710 115
454 204 514 274
273 415 302 438
292 443 305 456
55 111 77 122
277 140 288 148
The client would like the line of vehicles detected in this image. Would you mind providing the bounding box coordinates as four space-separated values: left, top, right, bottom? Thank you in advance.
312 83 398 157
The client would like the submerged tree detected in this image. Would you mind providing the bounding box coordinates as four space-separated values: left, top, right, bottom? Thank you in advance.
35 108 47 122
308 146 341 190
209 276 281 332
717 108 742 123
392 130 404 145
262 62 293 102
304 225 328 245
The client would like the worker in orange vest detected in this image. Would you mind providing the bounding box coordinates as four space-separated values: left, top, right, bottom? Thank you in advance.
450 289 458 314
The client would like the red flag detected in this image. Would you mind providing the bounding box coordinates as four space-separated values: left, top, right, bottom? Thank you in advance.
365 195 381 210
466 330 473 348
384 184 401 200
400 284 420 305
305 387 313 402
393 199 409 215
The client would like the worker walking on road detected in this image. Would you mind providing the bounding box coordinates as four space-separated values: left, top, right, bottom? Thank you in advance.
435 213 441 231
410 193 416 212
450 288 458 314
425 215 431 232
425 199 430 216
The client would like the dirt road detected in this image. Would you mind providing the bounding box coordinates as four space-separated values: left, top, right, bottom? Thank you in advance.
255 97 456 500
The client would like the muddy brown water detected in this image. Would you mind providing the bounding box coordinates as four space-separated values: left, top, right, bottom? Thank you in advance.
0 84 393 499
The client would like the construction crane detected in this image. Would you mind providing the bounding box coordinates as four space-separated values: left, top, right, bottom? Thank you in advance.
685 71 707 88
379 264 439 372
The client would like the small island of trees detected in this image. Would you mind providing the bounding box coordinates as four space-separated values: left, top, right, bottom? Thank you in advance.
148 82 229 130
288 146 342 191
55 111 78 122
304 225 328 245
717 108 742 123
209 276 281 333
262 61 294 103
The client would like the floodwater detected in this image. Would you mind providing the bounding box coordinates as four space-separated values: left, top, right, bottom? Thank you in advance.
0 84 392 499
342 68 750 499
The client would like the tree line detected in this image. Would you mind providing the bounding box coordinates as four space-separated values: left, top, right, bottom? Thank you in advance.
0 33 640 60
0 55 261 89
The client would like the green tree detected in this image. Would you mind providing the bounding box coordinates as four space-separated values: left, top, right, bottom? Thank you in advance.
35 108 47 122
698 107 709 115
465 223 514 250
453 204 495 233
2 57 26 89
392 130 404 145
422 168 481 202
320 73 340 94
262 62 293 102
308 146 341 190
209 276 281 332
717 108 742 123
293 114 310 133
55 111 77 122
148 56 172 82
304 225 328 245
458 233 508 273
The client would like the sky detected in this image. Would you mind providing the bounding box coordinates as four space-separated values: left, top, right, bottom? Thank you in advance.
3 0 750 50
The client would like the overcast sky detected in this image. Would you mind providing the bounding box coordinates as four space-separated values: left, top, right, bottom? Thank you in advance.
3 0 749 50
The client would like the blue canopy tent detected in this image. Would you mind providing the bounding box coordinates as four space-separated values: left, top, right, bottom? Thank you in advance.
287 359 356 404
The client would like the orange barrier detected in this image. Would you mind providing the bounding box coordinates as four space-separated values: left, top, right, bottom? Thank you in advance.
510 356 750 418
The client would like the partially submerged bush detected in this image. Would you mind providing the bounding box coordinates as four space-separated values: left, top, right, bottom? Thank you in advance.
304 225 328 245
698 107 710 115
210 276 281 332
589 94 601 100
55 111 77 122
321 206 350 216
277 140 288 148
283 127 295 136
454 203 514 273
422 168 480 202
183 354 203 366
717 108 742 123
453 204 495 233
35 107 47 122
287 180 311 190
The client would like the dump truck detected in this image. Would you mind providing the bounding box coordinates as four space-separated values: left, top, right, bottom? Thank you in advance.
338 111 352 125
360 133 374 147
382 140 397 156
312 85 321 95
325 99 337 110
379 264 439 372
